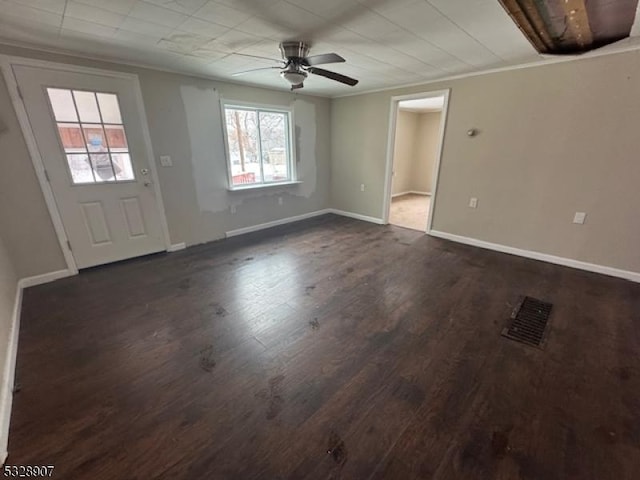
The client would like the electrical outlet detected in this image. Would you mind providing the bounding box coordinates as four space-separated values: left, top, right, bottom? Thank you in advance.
230 205 237 214
278 197 283 206
159 155 173 167
573 212 587 224
360 183 365 192
469 197 478 208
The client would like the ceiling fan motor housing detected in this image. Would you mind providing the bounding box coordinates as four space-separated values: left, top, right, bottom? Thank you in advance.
280 41 310 65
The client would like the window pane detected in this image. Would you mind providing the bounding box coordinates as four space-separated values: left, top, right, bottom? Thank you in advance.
90 153 116 182
50 90 134 184
225 108 262 186
66 154 94 184
57 123 85 152
83 126 108 152
259 111 289 182
73 91 101 123
97 93 122 124
112 153 135 181
104 124 128 152
47 88 78 122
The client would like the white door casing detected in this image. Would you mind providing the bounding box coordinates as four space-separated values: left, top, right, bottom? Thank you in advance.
382 90 450 232
12 63 169 269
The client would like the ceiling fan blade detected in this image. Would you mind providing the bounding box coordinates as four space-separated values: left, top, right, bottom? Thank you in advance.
232 66 282 77
233 52 285 63
307 67 358 86
303 53 345 66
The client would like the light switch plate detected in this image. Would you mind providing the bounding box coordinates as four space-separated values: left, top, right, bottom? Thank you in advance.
573 212 587 224
159 155 173 167
469 197 478 208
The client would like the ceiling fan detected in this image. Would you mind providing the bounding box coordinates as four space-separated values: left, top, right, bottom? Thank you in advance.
233 41 359 90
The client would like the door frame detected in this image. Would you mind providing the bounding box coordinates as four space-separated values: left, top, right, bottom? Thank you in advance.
0 55 172 275
382 89 450 233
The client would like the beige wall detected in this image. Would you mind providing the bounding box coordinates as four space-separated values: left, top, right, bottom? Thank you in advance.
0 44 331 278
0 232 17 450
0 234 16 374
0 73 66 278
391 110 418 195
413 111 441 193
331 49 640 273
391 110 441 196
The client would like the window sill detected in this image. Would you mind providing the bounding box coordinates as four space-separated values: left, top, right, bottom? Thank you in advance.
227 181 302 192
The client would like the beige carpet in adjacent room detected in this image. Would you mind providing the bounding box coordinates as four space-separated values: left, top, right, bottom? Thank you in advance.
389 193 430 231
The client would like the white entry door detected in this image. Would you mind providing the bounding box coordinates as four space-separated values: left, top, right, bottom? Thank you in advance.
13 64 167 269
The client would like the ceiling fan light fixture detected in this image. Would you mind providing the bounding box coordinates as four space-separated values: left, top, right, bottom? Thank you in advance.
281 70 307 86
233 41 358 89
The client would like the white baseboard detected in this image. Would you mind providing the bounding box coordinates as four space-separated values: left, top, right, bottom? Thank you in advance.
167 243 186 252
391 191 411 198
225 208 387 238
392 191 431 198
329 209 385 225
429 230 640 283
226 209 332 238
18 269 72 289
0 269 73 461
0 284 23 463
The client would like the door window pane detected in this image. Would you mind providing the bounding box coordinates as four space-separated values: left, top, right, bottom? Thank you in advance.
46 88 137 185
97 93 122 123
83 126 108 153
73 91 101 123
48 88 78 122
57 123 85 151
104 124 128 152
66 154 94 183
112 153 135 181
90 154 116 182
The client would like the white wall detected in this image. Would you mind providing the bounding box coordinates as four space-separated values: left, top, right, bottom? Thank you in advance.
331 48 640 275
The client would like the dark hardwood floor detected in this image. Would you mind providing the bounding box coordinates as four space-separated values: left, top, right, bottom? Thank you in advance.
9 214 640 479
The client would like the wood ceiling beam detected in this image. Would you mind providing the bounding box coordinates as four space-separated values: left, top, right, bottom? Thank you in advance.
498 0 637 54
559 0 594 49
499 0 555 53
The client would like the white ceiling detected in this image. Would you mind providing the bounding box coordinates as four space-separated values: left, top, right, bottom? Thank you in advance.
0 0 634 97
399 96 444 112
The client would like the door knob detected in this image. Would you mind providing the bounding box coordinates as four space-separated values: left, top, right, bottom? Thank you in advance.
144 181 152 187
140 168 149 175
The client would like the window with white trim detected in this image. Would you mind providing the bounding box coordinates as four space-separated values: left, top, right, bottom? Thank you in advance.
222 103 295 188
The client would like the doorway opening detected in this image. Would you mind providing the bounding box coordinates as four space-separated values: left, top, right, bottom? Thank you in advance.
383 91 449 233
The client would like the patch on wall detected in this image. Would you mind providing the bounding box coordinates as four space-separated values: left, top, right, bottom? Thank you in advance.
179 86 317 214
292 99 317 199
